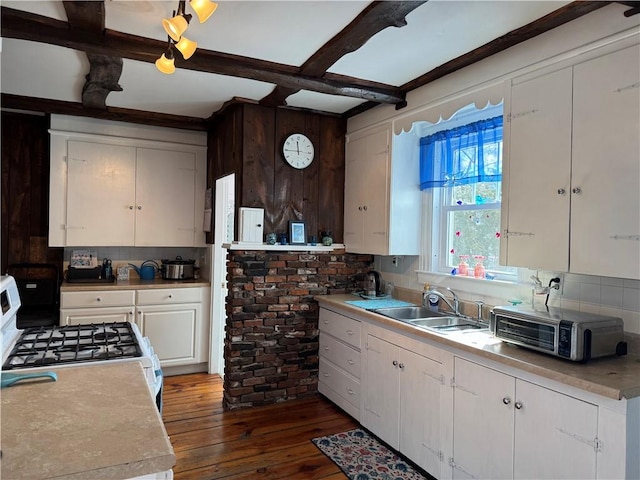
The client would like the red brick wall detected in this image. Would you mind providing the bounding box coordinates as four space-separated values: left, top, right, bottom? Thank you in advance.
224 249 373 409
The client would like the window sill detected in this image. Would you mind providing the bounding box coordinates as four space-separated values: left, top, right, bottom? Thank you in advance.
416 270 529 303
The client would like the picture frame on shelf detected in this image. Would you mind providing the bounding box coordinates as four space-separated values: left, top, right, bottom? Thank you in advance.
289 221 306 245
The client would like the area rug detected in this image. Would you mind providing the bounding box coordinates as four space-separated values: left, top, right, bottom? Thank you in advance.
312 428 427 480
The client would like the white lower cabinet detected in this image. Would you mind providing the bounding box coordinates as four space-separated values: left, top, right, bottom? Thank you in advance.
318 308 361 420
451 357 597 479
363 326 449 478
60 287 210 368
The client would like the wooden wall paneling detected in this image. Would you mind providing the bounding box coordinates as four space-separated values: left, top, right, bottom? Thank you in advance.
241 104 275 236
1 112 62 274
318 116 346 243
302 114 321 243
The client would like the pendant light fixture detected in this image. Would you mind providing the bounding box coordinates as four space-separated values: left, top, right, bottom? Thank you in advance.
155 38 176 74
156 0 218 74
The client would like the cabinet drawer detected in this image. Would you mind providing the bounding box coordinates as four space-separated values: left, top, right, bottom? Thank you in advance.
136 288 201 305
320 332 361 379
61 290 135 308
319 358 360 408
319 309 361 349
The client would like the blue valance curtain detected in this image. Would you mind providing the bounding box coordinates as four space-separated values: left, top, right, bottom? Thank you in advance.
419 116 503 190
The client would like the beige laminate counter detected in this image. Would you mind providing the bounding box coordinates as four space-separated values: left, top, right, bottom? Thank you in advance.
61 278 210 292
316 294 640 401
1 362 175 480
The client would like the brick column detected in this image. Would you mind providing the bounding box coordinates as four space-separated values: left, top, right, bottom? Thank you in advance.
223 249 373 409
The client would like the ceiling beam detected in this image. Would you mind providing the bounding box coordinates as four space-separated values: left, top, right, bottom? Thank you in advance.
261 1 426 107
0 6 405 106
62 1 123 110
1 93 208 131
344 0 611 117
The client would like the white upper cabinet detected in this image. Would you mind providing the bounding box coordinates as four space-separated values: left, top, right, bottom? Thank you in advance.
50 131 207 247
135 148 197 246
501 42 640 279
66 141 137 246
344 124 420 255
570 45 640 279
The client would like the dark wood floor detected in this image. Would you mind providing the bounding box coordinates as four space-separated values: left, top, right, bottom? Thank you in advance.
162 373 359 479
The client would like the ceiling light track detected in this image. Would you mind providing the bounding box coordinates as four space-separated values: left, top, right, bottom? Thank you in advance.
156 0 217 74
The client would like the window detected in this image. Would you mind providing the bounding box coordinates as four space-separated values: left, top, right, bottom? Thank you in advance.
418 103 517 281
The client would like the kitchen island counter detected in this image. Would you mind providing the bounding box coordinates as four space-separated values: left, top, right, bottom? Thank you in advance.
316 294 640 400
1 362 175 479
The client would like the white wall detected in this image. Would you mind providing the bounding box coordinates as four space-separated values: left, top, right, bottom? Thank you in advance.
349 5 640 334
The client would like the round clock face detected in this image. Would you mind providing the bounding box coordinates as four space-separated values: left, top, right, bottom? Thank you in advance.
283 133 314 169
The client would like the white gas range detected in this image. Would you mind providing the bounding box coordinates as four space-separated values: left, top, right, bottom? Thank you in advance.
1 274 163 407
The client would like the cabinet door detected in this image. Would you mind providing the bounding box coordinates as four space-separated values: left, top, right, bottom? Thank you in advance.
503 68 572 271
135 303 201 367
344 135 366 252
399 348 443 477
344 128 390 255
360 129 390 255
571 45 640 279
363 334 399 449
61 306 134 325
452 358 514 479
135 148 196 246
514 380 597 479
66 141 136 246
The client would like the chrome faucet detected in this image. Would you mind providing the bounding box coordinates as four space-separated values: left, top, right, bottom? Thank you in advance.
423 287 461 316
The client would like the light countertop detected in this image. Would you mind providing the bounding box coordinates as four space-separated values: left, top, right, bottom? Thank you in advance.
316 294 640 401
61 278 210 292
1 362 175 479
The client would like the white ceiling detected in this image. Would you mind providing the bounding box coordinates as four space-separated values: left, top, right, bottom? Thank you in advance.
1 1 573 118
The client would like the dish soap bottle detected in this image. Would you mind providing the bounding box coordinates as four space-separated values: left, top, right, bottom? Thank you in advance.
424 283 439 312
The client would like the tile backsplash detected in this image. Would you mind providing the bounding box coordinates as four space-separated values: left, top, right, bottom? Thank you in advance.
375 255 640 335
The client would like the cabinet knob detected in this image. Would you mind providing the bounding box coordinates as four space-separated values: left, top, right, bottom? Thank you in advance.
514 401 523 410
137 205 142 210
557 188 566 195
347 359 355 365
168 294 173 299
324 346 330 351
346 330 353 336
398 363 405 370
363 205 368 211
347 388 355 395
392 360 398 366
572 187 582 195
96 297 101 302
129 205 134 210
502 397 511 405
358 206 363 211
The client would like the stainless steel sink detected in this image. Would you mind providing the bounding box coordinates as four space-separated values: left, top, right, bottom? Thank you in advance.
372 306 488 334
409 317 488 333
372 306 448 321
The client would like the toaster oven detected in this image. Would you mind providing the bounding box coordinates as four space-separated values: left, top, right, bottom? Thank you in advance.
491 305 627 362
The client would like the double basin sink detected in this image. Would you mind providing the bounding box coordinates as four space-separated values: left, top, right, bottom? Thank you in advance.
372 306 489 334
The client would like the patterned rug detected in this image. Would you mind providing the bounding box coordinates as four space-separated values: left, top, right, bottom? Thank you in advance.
312 428 428 480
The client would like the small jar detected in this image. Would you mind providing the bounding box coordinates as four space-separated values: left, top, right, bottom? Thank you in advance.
458 255 469 276
321 230 333 246
266 233 277 245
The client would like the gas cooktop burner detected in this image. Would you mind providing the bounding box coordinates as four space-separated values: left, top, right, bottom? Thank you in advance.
2 322 143 370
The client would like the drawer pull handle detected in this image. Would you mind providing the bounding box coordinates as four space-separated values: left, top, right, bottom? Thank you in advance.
324 346 330 351
347 359 355 365
324 320 329 324
323 372 330 377
346 330 354 335
347 388 355 395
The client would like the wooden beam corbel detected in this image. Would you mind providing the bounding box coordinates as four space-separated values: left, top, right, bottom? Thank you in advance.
63 1 123 110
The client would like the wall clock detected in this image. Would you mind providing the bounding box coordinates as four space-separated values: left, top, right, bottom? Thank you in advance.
283 133 314 169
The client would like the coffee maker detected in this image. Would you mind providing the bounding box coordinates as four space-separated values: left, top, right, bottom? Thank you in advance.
363 271 383 297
